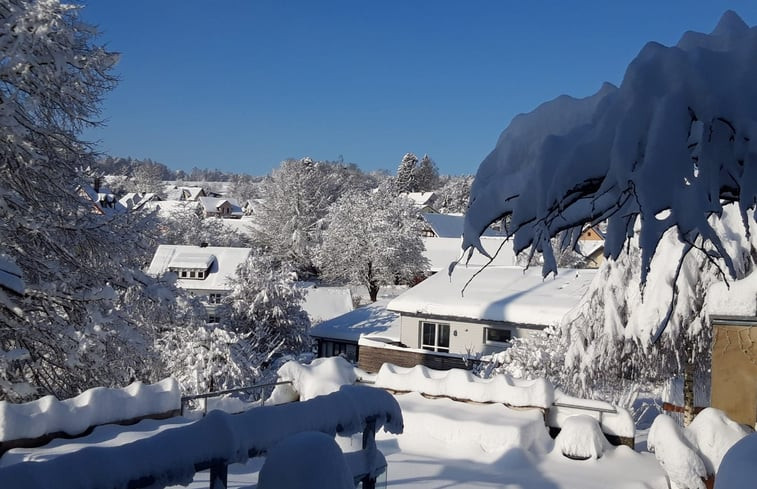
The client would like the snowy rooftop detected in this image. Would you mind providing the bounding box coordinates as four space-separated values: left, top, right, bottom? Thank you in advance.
198 196 243 215
388 266 597 326
168 252 216 270
404 191 436 207
309 299 401 343
422 213 504 239
423 237 518 273
298 284 354 324
147 245 252 291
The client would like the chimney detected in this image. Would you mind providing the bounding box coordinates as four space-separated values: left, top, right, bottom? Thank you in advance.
93 177 101 193
200 242 208 248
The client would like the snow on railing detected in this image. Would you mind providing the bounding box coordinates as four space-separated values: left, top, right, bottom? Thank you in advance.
0 378 180 450
0 385 403 489
374 363 554 409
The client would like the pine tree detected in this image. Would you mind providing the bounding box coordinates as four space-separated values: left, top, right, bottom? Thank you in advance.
395 153 419 193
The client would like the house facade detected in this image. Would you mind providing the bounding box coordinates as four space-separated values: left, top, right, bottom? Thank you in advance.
146 245 252 322
310 265 596 372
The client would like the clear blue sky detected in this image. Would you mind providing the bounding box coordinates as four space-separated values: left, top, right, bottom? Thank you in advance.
79 1 757 176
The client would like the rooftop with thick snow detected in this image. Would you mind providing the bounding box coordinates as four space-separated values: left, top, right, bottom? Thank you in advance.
146 245 252 291
388 266 597 326
308 299 401 343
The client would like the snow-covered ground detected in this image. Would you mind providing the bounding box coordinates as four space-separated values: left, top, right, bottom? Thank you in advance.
166 388 667 489
1 359 751 489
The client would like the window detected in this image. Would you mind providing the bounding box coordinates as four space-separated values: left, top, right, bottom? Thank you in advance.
189 271 196 278
485 327 512 344
319 340 358 362
421 321 450 353
180 270 188 278
208 293 223 304
197 271 205 279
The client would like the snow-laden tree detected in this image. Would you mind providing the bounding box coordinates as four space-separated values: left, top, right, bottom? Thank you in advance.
254 158 372 277
0 0 203 401
434 174 473 214
319 183 429 301
415 154 440 192
395 152 419 193
224 255 310 365
462 11 757 340
158 205 250 247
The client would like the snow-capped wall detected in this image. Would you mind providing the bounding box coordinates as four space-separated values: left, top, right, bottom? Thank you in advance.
374 364 554 409
547 391 634 439
0 378 180 442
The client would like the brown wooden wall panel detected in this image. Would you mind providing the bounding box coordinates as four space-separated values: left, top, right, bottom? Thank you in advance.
358 345 476 373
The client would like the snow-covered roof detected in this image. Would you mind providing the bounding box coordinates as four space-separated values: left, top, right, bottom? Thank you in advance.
168 252 216 270
404 192 436 207
118 192 159 211
298 284 354 324
309 299 401 343
423 236 518 273
388 266 597 326
422 213 504 239
198 197 243 216
141 199 196 218
576 240 604 258
147 245 252 291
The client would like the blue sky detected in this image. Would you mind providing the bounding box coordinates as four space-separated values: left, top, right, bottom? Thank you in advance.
79 1 757 176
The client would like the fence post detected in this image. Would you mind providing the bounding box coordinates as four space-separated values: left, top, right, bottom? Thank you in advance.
361 416 377 489
209 460 228 489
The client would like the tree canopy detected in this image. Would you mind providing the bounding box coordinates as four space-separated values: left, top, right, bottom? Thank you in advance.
462 11 757 340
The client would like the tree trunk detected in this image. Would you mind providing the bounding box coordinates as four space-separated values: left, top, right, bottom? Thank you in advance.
683 343 695 427
368 281 379 302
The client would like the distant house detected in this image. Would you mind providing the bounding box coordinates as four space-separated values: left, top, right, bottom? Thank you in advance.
198 197 244 219
422 236 518 273
118 192 161 211
77 178 122 215
420 213 506 239
404 192 438 214
575 225 605 268
146 245 252 322
164 185 207 202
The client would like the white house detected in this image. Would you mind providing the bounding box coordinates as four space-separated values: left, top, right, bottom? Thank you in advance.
198 197 244 219
308 265 596 372
387 265 596 357
146 245 252 322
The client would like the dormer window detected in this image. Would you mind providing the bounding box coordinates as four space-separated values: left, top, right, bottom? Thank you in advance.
168 252 216 281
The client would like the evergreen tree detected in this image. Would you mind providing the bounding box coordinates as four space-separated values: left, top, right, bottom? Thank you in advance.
395 152 418 193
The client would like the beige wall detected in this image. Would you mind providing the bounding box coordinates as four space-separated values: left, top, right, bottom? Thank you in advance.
711 321 757 427
398 314 544 356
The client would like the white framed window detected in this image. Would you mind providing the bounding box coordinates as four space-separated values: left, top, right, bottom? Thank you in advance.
180 270 188 278
485 327 512 344
421 321 450 353
208 293 223 304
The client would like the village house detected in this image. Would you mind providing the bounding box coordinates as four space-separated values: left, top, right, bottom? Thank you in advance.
118 192 161 211
198 196 244 219
310 264 596 372
146 245 252 322
404 191 438 214
77 177 122 215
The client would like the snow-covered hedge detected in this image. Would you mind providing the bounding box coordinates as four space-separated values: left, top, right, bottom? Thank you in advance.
0 385 403 489
374 364 554 409
269 356 357 403
649 409 750 488
0 379 180 442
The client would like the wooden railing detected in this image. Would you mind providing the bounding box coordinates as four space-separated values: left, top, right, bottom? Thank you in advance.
0 385 403 489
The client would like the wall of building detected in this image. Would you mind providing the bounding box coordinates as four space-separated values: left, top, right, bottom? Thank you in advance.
398 314 544 356
711 320 757 427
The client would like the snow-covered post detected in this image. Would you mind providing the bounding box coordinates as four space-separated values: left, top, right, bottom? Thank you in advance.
361 415 378 489
209 460 228 489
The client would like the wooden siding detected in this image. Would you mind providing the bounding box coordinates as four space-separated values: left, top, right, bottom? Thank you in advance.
358 344 477 373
